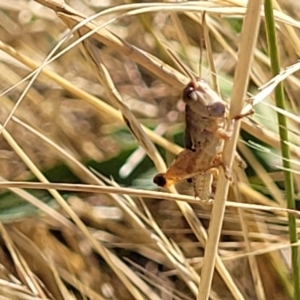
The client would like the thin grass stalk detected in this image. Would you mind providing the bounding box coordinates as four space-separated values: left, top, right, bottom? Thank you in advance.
0 181 299 216
264 1 300 298
197 1 262 299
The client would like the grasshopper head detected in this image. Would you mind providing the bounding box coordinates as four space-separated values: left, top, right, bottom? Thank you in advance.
182 80 226 118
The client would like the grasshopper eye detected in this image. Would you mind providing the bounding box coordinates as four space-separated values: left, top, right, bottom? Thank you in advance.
207 102 226 117
182 86 197 102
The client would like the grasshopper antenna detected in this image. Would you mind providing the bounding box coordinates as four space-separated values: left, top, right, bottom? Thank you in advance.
201 11 220 94
198 12 206 79
166 48 198 88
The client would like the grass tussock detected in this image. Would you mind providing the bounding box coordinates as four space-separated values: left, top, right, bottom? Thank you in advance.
0 0 300 299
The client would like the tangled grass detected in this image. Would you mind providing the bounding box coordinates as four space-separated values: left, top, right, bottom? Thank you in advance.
0 0 300 299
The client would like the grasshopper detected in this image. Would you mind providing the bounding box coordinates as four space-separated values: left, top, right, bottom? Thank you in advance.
182 78 233 199
154 77 249 199
154 78 232 198
153 16 250 199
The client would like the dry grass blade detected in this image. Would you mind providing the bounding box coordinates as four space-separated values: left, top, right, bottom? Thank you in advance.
241 118 300 161
238 142 286 206
0 223 45 298
233 183 266 299
81 40 166 173
0 181 298 216
202 12 219 94
198 2 262 299
57 267 106 300
242 60 300 114
6 226 73 300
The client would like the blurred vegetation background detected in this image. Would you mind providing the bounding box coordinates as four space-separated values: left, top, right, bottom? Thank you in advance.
0 0 300 299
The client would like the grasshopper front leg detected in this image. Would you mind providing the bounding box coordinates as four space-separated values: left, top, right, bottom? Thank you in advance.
215 108 255 140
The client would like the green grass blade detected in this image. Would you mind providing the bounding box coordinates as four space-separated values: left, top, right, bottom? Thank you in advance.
264 1 299 299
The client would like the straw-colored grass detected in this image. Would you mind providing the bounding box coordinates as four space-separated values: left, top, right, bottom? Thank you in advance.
0 0 300 299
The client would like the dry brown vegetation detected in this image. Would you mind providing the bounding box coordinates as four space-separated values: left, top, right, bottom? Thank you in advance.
0 0 300 299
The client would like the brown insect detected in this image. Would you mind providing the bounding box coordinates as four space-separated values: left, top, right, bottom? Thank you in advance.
153 78 233 198
183 79 232 199
153 17 251 199
153 77 249 199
